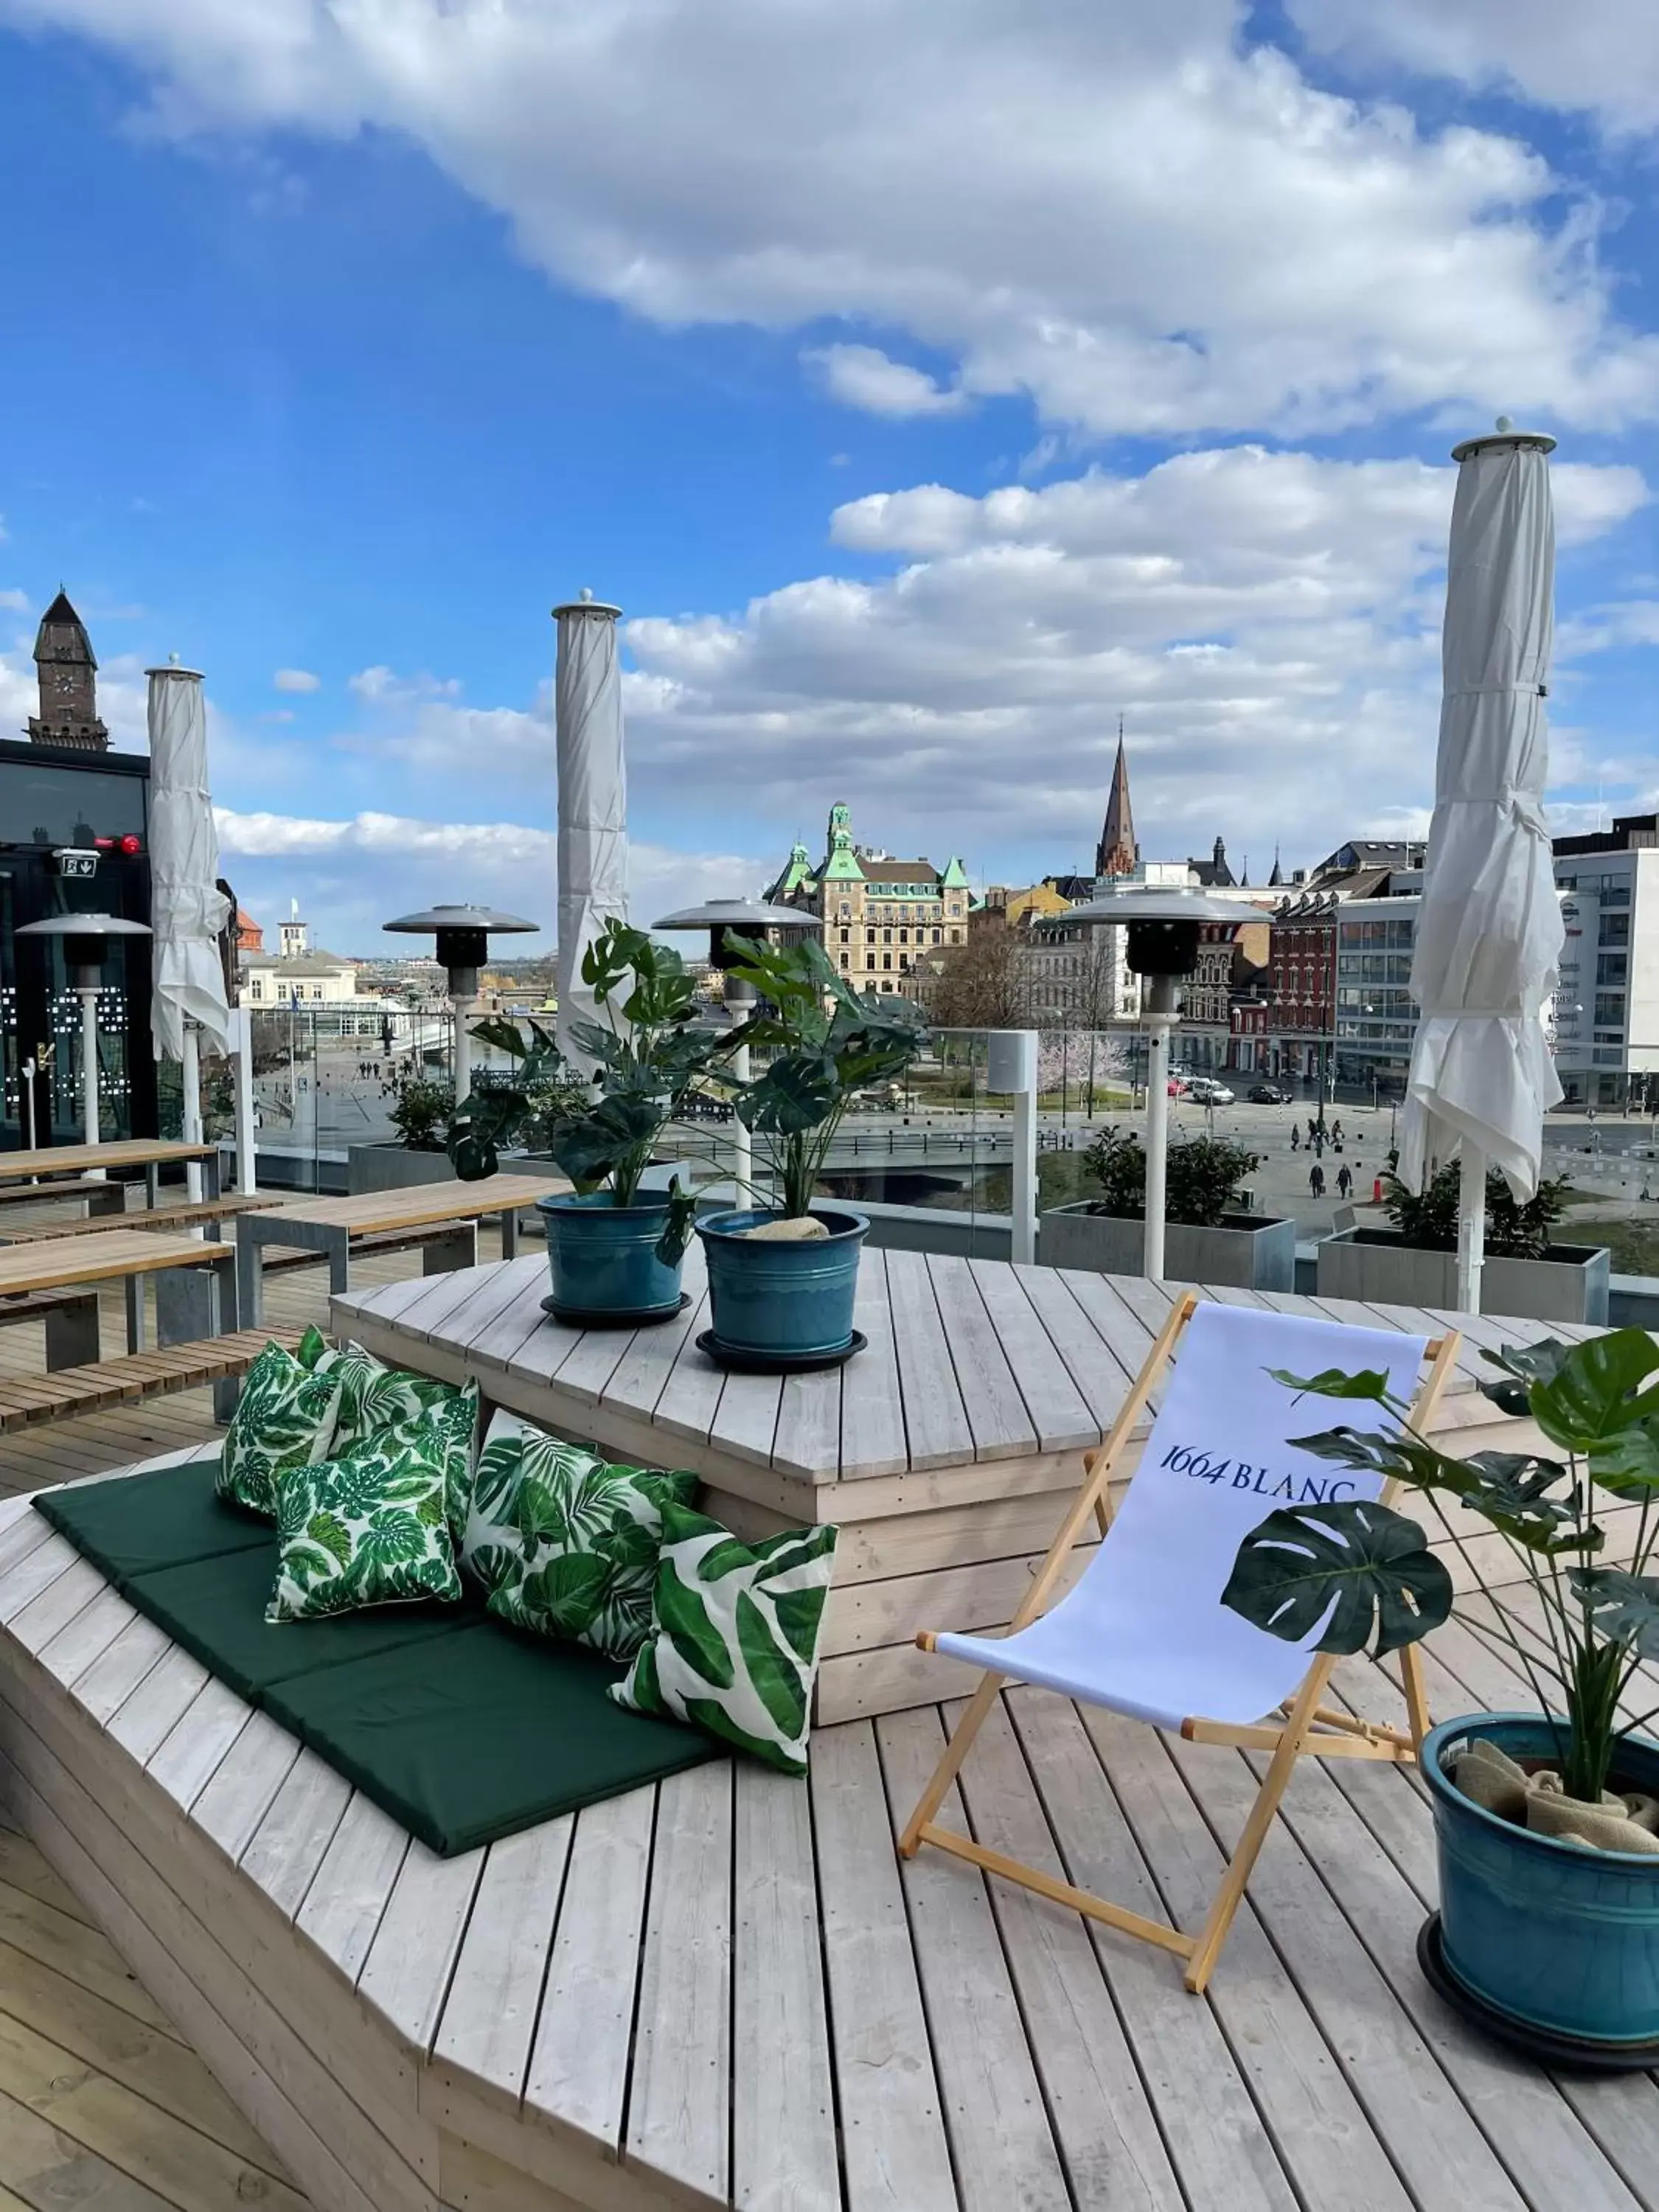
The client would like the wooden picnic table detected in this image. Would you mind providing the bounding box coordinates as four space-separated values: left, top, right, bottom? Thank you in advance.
0 1138 222 1206
0 1226 237 1362
237 1172 568 1328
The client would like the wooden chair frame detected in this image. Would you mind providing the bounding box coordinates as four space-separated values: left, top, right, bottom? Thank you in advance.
898 1292 1461 1993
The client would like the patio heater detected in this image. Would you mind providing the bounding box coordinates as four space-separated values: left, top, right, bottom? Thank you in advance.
653 899 824 1203
17 913 153 1166
382 905 538 1107
1059 888 1242 1279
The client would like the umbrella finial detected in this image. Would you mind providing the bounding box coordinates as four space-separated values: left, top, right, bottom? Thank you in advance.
1496 414 1514 433
580 586 594 602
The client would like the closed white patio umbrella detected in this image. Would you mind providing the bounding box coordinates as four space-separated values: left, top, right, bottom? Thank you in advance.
1397 420 1564 1312
553 590 627 1072
148 662 234 1197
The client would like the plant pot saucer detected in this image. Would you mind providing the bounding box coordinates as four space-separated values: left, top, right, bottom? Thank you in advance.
1416 1913 1659 2073
695 1327 866 1375
542 1293 691 1329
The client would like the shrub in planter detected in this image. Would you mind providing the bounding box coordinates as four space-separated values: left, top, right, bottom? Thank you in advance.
1223 1330 1659 2054
1381 1161 1571 1259
384 1075 456 1153
448 920 728 1322
698 933 925 1362
1079 1127 1261 1228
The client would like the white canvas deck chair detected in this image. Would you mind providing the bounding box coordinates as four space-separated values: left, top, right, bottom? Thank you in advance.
900 1293 1459 1992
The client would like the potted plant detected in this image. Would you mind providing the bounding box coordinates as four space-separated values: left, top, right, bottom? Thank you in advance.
348 1074 462 1193
697 933 925 1366
1224 1329 1659 2059
448 920 725 1324
1041 1127 1295 1290
1318 1161 1609 1324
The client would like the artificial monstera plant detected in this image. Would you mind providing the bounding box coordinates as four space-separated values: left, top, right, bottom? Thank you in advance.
448 919 728 1260
720 931 926 1218
1221 1329 1659 1804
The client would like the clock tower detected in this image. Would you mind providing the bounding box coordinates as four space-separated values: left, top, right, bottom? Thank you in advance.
28 589 109 751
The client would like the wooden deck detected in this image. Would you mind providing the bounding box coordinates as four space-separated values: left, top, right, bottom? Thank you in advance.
0 1465 1656 2212
1 1208 1656 2211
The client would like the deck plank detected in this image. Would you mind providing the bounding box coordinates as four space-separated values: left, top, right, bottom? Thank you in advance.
923 1256 1037 1463
358 1839 486 2054
877 1707 1071 2211
810 1719 955 2212
838 1248 908 1480
293 1791 411 1982
433 1817 574 2107
883 1248 973 1472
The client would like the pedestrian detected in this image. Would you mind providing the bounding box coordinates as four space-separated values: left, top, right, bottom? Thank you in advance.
1309 1163 1326 1198
1291 1124 1300 1150
1337 1164 1353 1199
1332 1119 1343 1144
1307 1116 1317 1143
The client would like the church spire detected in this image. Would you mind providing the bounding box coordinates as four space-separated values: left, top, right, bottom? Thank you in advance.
1095 716 1138 879
1268 844 1284 888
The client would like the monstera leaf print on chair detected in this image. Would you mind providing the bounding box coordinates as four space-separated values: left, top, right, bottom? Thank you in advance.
610 1503 838 1773
461 1409 698 1663
267 1403 466 1622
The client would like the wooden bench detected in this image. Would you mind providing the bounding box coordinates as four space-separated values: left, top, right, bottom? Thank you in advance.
0 1194 282 1245
0 1179 125 1217
0 1288 102 1371
258 1222 484 1276
0 1327 303 1433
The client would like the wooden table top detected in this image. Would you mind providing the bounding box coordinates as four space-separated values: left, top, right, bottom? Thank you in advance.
0 1139 219 1183
0 1228 234 1297
333 1243 1580 1499
259 1172 568 1239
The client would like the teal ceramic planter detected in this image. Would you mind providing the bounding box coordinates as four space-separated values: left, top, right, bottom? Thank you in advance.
696 1207 868 1359
537 1192 686 1324
1423 1714 1659 2049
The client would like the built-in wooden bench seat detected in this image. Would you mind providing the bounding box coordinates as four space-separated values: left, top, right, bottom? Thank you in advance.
0 1285 103 1372
0 1328 303 1432
0 1193 284 1244
0 1178 125 1215
260 1224 484 1275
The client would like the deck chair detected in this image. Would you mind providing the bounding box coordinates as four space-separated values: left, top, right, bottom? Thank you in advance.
899 1293 1459 1993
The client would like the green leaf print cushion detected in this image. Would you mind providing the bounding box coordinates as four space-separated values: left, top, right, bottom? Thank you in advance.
609 1504 838 1774
299 1330 480 1538
266 1405 465 1623
218 1335 346 1519
462 1410 698 1662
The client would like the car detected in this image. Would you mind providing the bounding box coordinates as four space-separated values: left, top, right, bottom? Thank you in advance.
1186 1079 1235 1105
1248 1082 1293 1105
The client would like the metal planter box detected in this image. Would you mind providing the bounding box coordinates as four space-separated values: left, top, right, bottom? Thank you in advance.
1317 1228 1610 1325
346 1144 458 1195
1040 1203 1296 1291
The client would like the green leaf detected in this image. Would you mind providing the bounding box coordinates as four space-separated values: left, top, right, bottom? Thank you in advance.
696 1534 767 1584
1267 1364 1393 1403
655 1565 737 1690
679 1693 807 1775
1529 1331 1659 1453
735 1589 807 1741
514 1551 611 1635
772 1584 830 1665
1567 1568 1659 1661
307 1511 352 1571
1222 1499 1453 1656
655 1178 696 1269
1589 1420 1659 1498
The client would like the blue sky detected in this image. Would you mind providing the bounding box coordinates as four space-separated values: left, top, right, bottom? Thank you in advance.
1 0 1655 952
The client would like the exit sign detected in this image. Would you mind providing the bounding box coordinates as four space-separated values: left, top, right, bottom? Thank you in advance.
54 850 99 880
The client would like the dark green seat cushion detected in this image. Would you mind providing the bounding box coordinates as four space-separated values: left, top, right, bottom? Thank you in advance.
263 1620 717 1856
35 1455 270 1587
36 1454 720 1857
127 1547 479 1706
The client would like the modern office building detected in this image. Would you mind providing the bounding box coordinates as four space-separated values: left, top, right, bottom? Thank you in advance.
1 594 155 1147
1552 816 1659 1107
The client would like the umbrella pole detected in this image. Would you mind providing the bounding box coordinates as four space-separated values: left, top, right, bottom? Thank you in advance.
78 987 103 1176
1143 978 1176 1279
181 1024 204 1203
233 1006 257 1195
1456 1145 1486 1313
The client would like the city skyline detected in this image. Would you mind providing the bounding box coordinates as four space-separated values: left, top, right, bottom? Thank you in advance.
1 3 1655 953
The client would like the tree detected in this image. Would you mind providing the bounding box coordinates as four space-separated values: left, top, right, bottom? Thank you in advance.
926 926 1033 1029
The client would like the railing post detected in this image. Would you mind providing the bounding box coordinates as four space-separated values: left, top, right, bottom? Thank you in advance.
987 1030 1039 1265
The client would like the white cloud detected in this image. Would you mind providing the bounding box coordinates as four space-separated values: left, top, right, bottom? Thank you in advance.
348 664 461 704
1288 0 1659 136
213 807 769 955
273 666 319 692
8 0 1658 434
805 344 967 420
0 588 28 613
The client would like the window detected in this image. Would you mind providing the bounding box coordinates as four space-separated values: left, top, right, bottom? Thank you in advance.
839 953 849 970
1600 877 1632 906
1598 953 1629 987
931 928 941 944
899 953 910 971
898 927 908 944
838 927 849 945
1594 992 1626 1029
949 928 962 945
838 901 850 919
1599 912 1630 947
882 953 891 970
866 927 876 944
865 953 875 970
883 928 891 944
